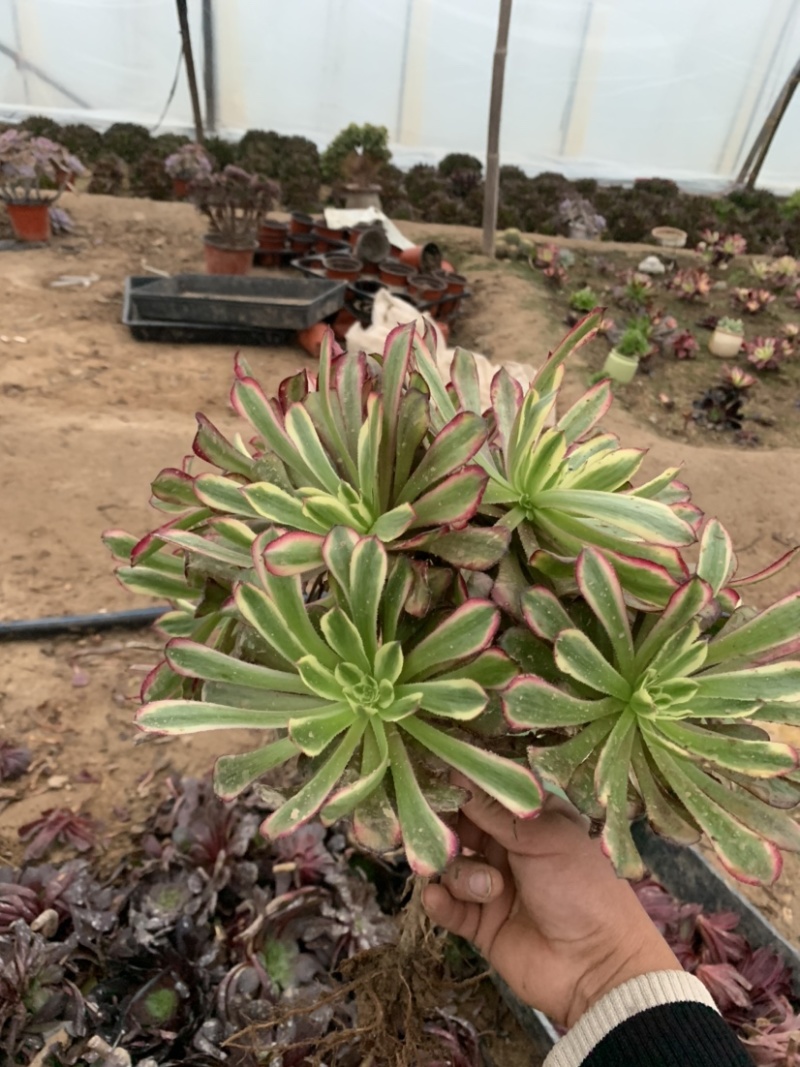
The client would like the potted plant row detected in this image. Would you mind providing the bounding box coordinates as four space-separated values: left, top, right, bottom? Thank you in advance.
0 129 84 242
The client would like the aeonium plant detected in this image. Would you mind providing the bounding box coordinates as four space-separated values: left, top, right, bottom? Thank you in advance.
107 312 800 885
164 141 213 182
137 526 542 874
0 129 84 204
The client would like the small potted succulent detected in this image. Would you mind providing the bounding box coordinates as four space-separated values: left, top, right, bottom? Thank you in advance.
559 196 606 240
708 316 744 358
602 320 650 383
190 165 278 275
164 142 213 198
0 129 83 242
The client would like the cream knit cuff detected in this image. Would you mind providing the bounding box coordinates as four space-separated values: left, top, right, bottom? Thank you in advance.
543 971 719 1067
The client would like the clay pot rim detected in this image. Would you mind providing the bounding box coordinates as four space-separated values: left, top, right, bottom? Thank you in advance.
6 197 56 207
408 273 448 292
204 233 258 252
712 326 743 338
381 257 413 272
651 225 687 247
344 183 382 193
323 253 363 269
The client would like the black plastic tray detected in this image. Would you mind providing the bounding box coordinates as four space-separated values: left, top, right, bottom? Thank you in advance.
122 278 297 346
126 273 346 329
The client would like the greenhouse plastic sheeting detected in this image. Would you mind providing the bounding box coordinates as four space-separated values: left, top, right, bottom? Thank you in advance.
3 0 800 191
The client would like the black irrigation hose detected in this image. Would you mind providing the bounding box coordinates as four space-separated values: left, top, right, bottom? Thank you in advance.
0 606 168 642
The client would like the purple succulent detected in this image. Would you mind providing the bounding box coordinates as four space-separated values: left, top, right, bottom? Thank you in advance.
18 808 97 861
0 740 31 782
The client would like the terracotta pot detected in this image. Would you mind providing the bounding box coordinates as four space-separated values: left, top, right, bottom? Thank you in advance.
438 271 467 317
708 328 743 358
323 253 362 282
203 236 256 275
408 273 447 312
602 349 639 384
6 202 51 242
297 323 328 359
349 222 371 248
289 211 314 235
172 177 190 199
651 226 687 249
332 307 357 341
399 242 442 273
289 232 315 254
258 219 288 249
379 259 414 287
313 222 345 244
255 250 283 268
294 254 326 277
355 226 391 266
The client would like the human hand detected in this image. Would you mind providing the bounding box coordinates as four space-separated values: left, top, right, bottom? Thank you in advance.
422 776 679 1028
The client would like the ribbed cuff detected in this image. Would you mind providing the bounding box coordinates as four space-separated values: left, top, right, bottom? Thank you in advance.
543 971 718 1067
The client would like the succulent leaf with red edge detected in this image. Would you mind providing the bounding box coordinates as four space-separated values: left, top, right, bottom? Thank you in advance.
412 311 697 607
136 529 541 875
503 546 800 885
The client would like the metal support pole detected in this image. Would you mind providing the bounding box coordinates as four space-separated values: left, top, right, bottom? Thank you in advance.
482 0 513 257
202 0 217 134
735 53 800 188
176 0 204 142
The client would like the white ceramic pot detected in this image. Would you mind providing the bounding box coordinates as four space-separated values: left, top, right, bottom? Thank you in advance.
602 349 639 384
708 329 743 358
651 226 687 248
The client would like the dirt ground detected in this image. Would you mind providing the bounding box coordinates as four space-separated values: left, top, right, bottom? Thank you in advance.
1 194 799 945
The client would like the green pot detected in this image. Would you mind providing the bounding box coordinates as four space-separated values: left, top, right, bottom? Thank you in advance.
602 348 639 384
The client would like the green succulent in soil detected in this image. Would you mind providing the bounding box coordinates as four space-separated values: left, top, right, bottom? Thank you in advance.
107 313 800 885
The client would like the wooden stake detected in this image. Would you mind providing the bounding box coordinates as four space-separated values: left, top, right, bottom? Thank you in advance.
482 0 513 256
176 0 204 143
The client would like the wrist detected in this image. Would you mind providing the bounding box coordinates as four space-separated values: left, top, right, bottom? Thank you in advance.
566 928 680 1029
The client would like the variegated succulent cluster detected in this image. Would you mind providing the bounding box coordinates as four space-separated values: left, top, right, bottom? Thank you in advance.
107 313 800 883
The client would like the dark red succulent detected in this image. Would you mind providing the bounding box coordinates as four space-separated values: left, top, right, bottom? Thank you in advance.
0 740 32 782
18 808 97 861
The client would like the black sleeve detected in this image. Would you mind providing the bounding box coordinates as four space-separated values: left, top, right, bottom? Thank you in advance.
583 1002 753 1067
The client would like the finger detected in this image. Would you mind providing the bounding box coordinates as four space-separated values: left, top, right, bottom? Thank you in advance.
422 883 482 943
542 791 591 831
441 857 505 903
452 772 536 852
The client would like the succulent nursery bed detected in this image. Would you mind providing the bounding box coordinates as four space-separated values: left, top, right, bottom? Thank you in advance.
516 240 800 451
3 193 800 1064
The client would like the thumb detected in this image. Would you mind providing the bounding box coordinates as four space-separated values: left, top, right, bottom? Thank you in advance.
422 883 483 945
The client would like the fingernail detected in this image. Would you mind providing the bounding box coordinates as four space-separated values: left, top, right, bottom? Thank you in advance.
468 869 491 898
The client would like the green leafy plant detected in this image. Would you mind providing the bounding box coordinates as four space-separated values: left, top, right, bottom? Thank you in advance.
746 336 785 372
108 313 800 887
569 286 599 312
615 319 653 359
717 316 744 335
321 124 391 184
503 538 800 884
